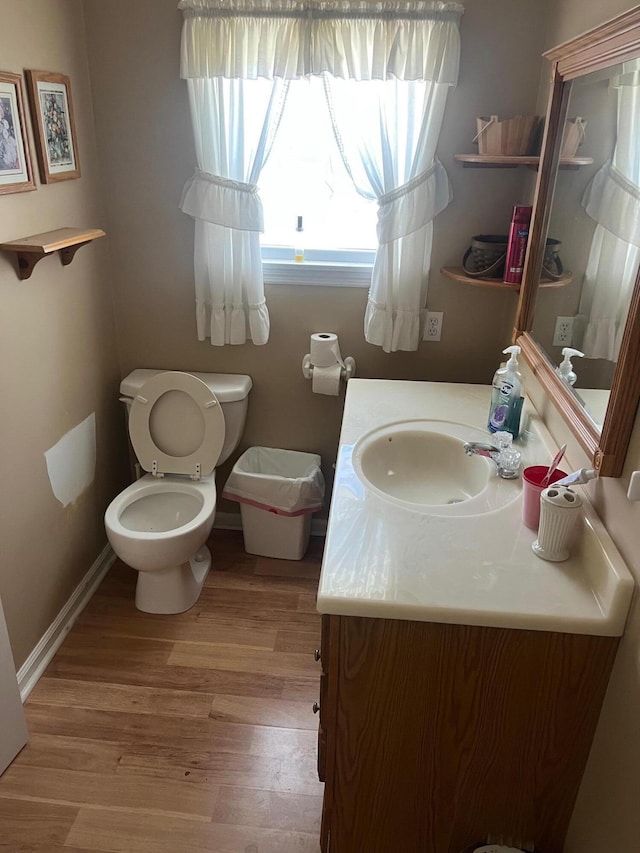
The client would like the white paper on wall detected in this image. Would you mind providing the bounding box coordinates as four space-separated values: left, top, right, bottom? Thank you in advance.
45 412 97 507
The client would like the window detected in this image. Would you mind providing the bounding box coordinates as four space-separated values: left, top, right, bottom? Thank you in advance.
258 77 376 283
179 0 463 348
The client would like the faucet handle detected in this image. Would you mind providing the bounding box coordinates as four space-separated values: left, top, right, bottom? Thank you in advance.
463 440 521 479
497 446 522 479
493 431 513 450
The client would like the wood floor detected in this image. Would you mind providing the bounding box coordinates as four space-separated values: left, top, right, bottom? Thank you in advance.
0 530 324 852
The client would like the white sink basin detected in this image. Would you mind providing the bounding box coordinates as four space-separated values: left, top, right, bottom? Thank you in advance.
351 419 520 515
353 423 489 506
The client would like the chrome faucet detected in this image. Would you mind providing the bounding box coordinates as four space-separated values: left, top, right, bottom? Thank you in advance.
463 441 520 479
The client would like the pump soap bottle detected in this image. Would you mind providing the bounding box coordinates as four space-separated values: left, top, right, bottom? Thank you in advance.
555 347 584 386
488 345 525 439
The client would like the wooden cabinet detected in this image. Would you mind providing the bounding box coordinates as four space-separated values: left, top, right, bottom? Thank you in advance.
318 614 617 853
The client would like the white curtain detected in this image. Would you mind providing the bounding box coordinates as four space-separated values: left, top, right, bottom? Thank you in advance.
326 77 452 351
579 65 640 361
179 0 463 348
180 78 287 345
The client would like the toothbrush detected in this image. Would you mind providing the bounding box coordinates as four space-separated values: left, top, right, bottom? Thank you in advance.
541 444 567 487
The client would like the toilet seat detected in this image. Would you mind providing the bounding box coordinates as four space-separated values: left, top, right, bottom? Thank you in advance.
129 371 225 478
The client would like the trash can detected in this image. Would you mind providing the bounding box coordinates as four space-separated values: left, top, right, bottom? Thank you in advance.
222 447 325 560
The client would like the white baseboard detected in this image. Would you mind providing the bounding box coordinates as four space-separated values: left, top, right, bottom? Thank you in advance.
17 544 117 702
215 511 327 537
17 513 326 702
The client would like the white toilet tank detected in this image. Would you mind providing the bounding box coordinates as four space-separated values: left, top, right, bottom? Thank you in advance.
119 369 252 467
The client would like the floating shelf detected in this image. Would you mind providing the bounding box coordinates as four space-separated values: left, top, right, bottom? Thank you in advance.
454 154 594 170
441 266 573 290
0 227 105 280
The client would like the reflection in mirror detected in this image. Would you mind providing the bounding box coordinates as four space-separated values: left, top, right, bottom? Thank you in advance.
531 60 640 431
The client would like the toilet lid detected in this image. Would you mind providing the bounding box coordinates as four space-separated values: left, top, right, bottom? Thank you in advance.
129 371 225 477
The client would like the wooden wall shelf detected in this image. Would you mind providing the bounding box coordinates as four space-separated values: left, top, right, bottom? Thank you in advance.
441 266 573 290
0 227 105 280
455 154 594 170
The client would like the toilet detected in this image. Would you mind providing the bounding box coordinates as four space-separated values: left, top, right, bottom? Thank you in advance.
105 369 252 614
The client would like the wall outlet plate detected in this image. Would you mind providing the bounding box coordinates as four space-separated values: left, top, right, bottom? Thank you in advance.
553 316 574 347
627 471 640 501
424 311 443 342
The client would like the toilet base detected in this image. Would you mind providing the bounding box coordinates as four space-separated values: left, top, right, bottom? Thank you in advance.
134 546 211 614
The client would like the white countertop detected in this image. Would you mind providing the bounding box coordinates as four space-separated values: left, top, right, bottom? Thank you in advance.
317 380 633 636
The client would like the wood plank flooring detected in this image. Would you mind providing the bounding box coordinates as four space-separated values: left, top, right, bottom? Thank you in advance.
0 531 324 852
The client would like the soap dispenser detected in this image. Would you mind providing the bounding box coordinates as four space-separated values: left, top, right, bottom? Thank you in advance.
488 345 525 439
555 347 584 386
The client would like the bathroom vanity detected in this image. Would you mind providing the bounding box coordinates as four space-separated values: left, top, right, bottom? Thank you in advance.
316 379 633 853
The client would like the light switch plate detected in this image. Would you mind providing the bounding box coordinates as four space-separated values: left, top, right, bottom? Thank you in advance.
627 471 640 501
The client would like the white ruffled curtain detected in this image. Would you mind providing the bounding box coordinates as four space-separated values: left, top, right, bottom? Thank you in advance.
178 0 463 348
325 77 452 351
579 64 640 361
180 78 286 344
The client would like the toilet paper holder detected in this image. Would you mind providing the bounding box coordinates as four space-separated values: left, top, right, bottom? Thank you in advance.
302 353 356 382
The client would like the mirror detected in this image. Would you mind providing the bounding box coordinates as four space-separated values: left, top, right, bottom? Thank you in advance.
515 7 640 477
531 61 634 430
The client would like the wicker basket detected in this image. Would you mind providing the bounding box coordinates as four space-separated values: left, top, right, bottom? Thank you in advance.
462 235 563 280
463 235 508 278
475 115 542 156
542 237 563 280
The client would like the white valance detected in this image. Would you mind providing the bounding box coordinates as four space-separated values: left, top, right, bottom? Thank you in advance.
583 160 640 248
178 0 463 82
613 57 640 88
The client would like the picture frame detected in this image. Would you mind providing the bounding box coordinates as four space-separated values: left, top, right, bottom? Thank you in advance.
26 70 80 183
0 71 35 195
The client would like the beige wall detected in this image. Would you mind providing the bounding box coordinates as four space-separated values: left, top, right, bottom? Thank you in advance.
527 2 640 851
82 0 548 509
0 0 123 668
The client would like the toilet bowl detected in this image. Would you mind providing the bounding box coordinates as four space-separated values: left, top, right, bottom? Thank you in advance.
105 369 252 614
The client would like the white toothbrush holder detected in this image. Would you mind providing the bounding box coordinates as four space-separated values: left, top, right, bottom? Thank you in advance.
532 485 583 562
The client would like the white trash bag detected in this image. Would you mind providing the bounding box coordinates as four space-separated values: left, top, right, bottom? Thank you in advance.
222 447 325 516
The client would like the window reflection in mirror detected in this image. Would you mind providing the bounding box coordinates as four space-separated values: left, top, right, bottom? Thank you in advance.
531 60 640 431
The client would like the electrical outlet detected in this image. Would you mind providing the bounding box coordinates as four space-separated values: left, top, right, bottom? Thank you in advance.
424 311 443 342
553 315 574 347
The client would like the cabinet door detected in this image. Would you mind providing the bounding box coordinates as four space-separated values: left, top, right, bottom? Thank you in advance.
317 724 327 783
330 616 617 853
0 596 28 774
317 617 334 783
319 615 340 853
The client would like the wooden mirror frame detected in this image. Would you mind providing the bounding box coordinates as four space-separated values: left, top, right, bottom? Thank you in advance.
514 6 640 477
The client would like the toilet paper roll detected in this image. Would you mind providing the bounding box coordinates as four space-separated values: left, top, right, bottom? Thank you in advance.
310 333 344 368
312 363 342 396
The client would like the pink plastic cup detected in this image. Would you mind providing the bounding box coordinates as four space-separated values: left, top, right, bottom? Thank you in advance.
522 465 568 530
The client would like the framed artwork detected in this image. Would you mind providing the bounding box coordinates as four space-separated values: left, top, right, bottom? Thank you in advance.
0 71 35 195
26 70 80 183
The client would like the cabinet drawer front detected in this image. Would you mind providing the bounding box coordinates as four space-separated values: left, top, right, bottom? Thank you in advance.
319 672 329 727
317 724 327 782
320 614 332 673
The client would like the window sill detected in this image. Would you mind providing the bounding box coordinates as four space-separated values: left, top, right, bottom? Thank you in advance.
262 259 372 288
